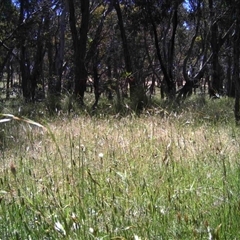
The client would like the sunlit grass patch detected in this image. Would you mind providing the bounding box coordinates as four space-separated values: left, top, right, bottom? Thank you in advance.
0 97 240 238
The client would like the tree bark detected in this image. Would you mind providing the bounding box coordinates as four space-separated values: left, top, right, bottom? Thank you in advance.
55 5 66 94
146 0 176 97
68 0 90 104
209 0 221 92
113 0 146 110
234 5 240 124
113 1 135 97
19 0 31 101
208 0 234 94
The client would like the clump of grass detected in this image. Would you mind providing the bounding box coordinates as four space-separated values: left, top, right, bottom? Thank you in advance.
0 97 240 239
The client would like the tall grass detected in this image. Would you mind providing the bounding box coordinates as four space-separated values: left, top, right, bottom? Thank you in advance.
0 96 240 239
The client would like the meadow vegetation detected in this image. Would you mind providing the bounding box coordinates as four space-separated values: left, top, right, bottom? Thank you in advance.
0 95 240 239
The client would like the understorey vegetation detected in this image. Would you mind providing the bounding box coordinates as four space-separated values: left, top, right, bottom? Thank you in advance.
1 1 240 122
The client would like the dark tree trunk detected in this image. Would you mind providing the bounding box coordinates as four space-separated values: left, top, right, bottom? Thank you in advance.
77 0 89 103
114 0 146 110
19 0 31 101
46 7 55 95
86 4 113 108
208 0 233 94
180 0 201 101
210 14 221 93
106 56 113 100
31 24 45 102
20 46 31 101
146 0 176 97
167 7 178 84
46 5 66 96
47 36 54 94
113 1 135 98
6 62 11 99
18 0 45 102
0 50 12 82
234 5 240 124
68 0 89 104
226 55 234 97
55 5 66 94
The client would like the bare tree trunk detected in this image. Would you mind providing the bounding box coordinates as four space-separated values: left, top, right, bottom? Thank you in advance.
6 62 11 99
234 6 240 125
68 0 89 104
113 0 136 98
146 0 176 97
0 50 12 82
226 55 234 97
167 6 178 84
208 0 234 94
178 1 201 101
55 5 66 94
19 0 31 101
45 4 66 97
209 0 221 93
20 46 31 101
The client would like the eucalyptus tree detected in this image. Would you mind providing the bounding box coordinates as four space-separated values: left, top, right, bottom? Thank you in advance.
0 0 19 98
175 0 217 99
231 1 240 124
185 0 234 97
176 0 205 99
175 0 236 100
66 0 117 106
112 0 149 109
85 2 114 108
46 0 67 96
16 0 62 102
67 0 90 105
208 0 235 95
132 0 185 98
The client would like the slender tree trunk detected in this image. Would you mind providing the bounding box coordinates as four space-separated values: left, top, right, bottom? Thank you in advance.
146 0 176 96
226 55 234 97
46 5 66 96
46 7 54 94
209 0 222 93
68 0 89 104
55 5 66 94
0 50 12 82
86 4 113 108
19 0 31 101
6 63 10 99
167 7 178 83
20 46 31 101
179 1 201 101
234 6 240 124
77 0 89 103
182 5 200 83
31 24 45 102
113 1 135 97
86 4 113 65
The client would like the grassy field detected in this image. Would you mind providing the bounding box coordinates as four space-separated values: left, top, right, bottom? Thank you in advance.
0 95 240 239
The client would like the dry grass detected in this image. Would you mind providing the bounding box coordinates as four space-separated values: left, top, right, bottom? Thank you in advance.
1 97 240 238
38 113 239 166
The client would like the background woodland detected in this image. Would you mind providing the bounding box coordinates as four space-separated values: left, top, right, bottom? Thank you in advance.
1 0 240 119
